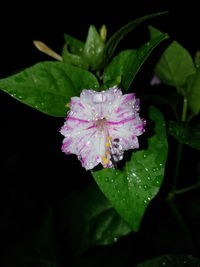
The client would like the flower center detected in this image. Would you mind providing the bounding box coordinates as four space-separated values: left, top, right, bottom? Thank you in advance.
96 118 107 131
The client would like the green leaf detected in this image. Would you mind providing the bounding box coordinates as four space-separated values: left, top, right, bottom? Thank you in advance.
64 33 84 55
61 182 131 254
168 121 200 150
62 44 89 69
0 61 99 117
186 71 200 115
136 254 200 267
92 106 168 231
104 11 168 64
103 29 168 90
155 41 196 94
103 50 137 89
82 25 105 70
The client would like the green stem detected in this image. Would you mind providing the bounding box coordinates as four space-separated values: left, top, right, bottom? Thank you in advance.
171 97 188 192
167 199 196 251
181 97 188 122
175 183 200 195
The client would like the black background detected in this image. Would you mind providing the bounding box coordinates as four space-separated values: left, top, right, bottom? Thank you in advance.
0 1 200 266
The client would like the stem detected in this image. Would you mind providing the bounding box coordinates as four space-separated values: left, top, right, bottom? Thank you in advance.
171 142 183 192
167 199 196 251
171 97 188 192
166 97 197 250
175 183 200 195
181 97 188 122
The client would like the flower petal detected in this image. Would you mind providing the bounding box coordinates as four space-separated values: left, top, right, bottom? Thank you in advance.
60 87 145 170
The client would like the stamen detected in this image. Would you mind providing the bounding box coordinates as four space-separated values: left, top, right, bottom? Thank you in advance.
107 136 113 141
101 156 109 164
105 142 111 147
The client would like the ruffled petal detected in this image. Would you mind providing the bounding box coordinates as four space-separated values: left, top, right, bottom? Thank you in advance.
61 125 107 170
60 87 145 170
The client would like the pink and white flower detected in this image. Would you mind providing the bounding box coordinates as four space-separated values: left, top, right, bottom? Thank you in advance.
60 87 145 170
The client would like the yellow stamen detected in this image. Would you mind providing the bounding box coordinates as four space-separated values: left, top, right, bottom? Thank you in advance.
107 136 113 141
101 156 109 164
105 151 110 155
105 142 111 147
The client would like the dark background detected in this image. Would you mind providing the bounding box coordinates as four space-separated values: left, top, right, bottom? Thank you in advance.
0 1 200 266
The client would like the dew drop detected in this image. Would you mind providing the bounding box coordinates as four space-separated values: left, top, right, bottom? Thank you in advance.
143 200 147 204
147 196 151 201
143 154 147 158
143 185 147 189
152 168 157 172
114 237 118 242
147 176 151 181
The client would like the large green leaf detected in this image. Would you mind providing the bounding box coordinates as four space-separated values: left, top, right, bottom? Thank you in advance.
186 71 200 115
136 254 200 267
61 182 131 254
168 121 200 150
103 29 168 90
104 11 167 64
82 25 105 70
0 61 99 117
92 106 168 231
155 41 196 94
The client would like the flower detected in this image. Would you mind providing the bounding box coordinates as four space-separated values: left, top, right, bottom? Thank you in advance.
60 87 145 170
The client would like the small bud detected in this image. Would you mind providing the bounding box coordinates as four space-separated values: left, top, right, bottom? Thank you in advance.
100 25 107 42
33 40 63 61
65 102 71 108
